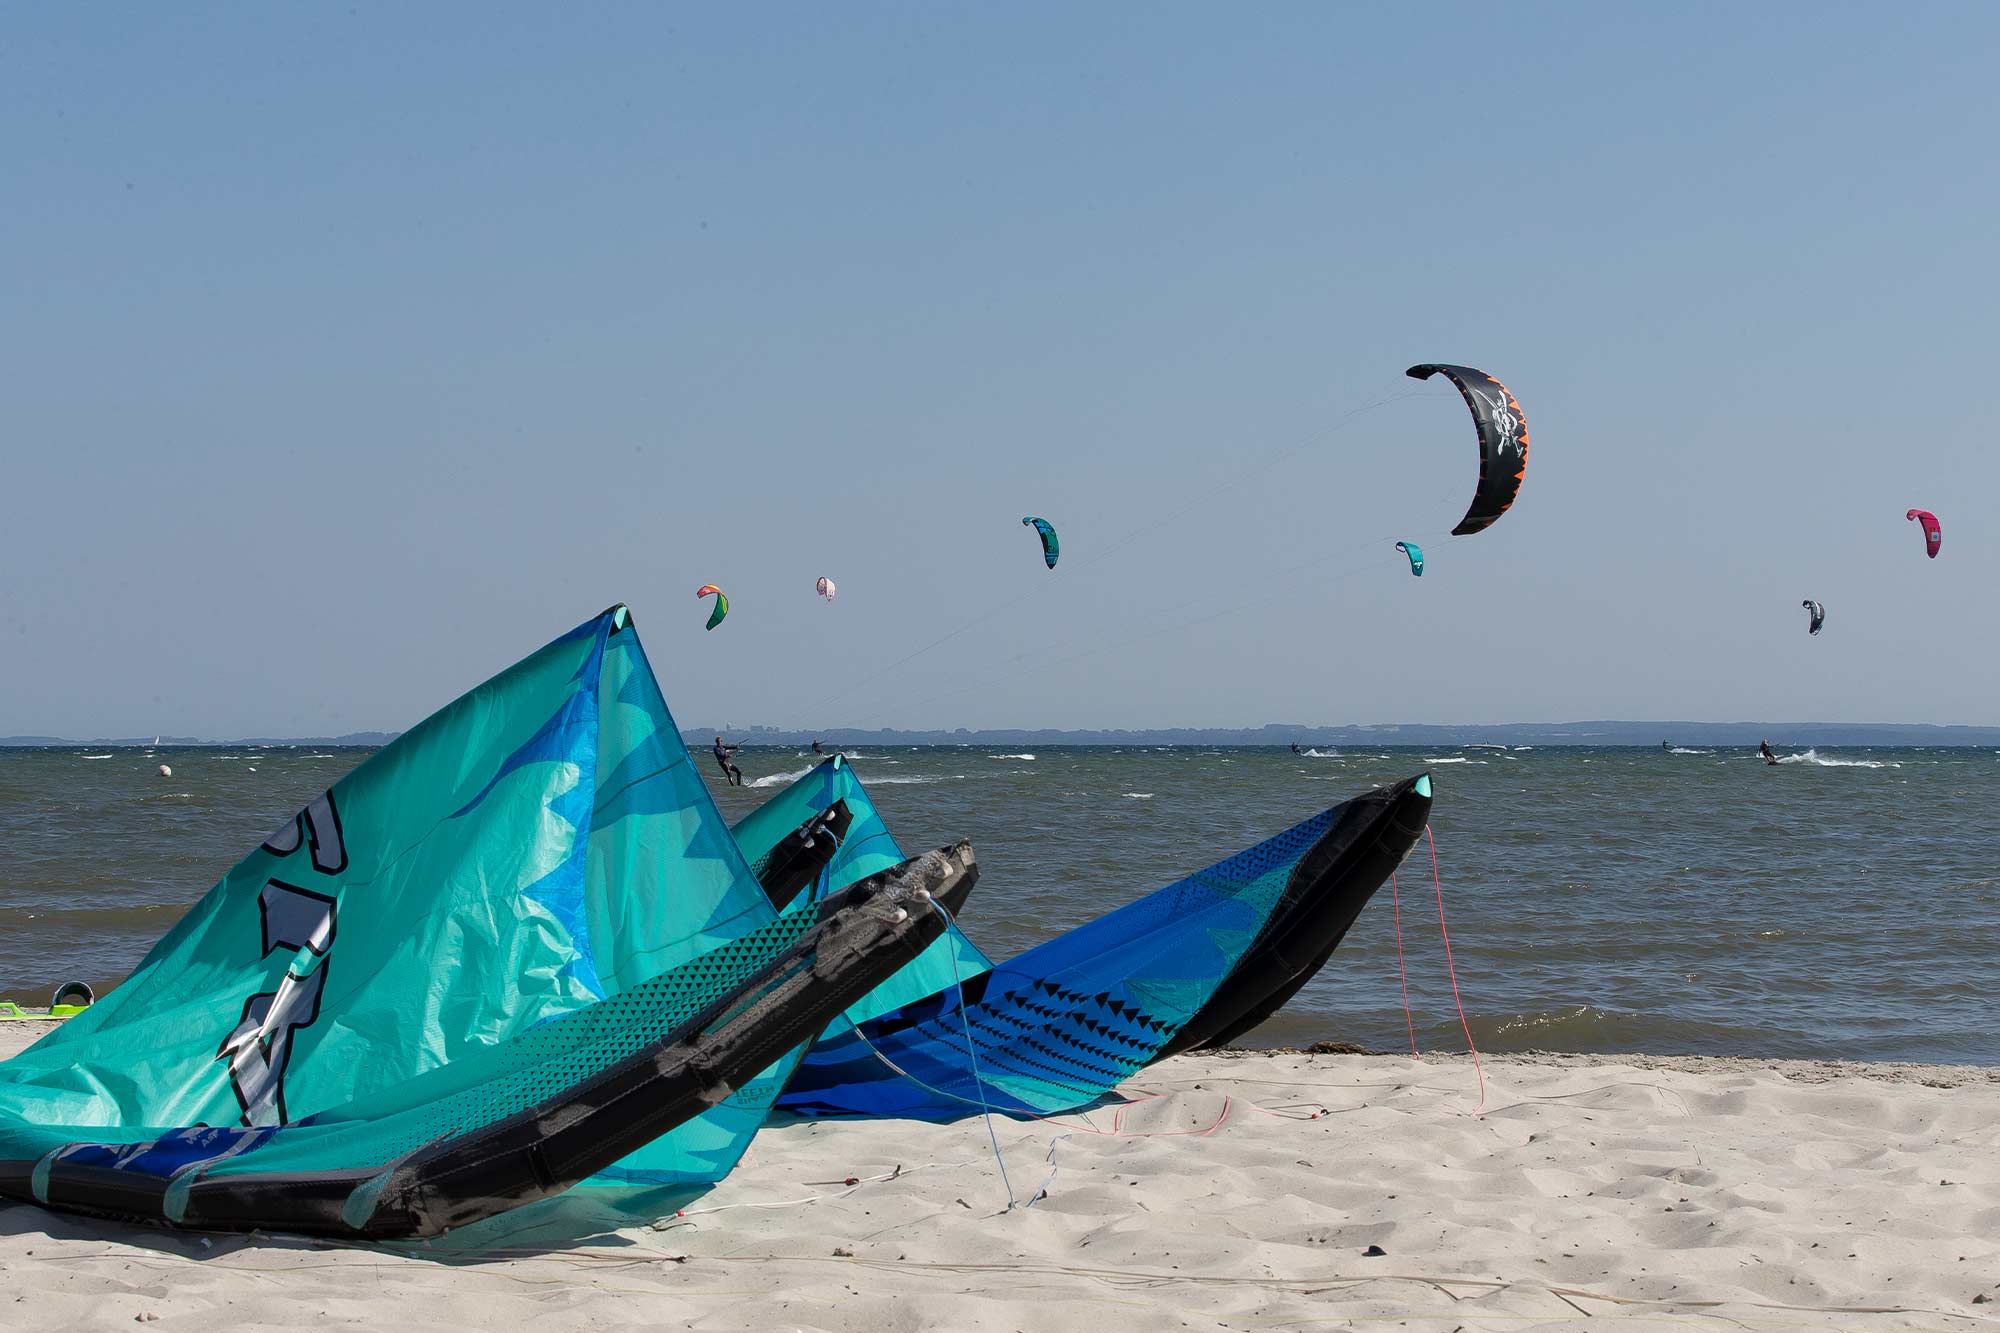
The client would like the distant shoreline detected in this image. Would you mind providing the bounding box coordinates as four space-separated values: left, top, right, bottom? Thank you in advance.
8 720 2000 748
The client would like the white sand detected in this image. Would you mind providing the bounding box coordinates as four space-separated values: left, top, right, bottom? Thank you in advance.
3 1021 1997 1330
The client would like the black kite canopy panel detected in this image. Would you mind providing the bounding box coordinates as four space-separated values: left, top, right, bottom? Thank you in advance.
1406 363 1528 537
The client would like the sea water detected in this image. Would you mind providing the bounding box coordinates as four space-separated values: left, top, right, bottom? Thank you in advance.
3 744 1994 1063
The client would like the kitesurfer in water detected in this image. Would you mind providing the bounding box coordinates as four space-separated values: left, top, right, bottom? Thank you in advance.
1290 742 1302 755
811 738 824 756
1759 739 1777 765
712 735 744 786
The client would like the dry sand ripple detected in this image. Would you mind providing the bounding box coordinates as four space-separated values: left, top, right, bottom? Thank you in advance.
2 1024 1996 1329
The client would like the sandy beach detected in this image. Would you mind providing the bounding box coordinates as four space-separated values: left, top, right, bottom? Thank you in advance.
2 1022 1995 1330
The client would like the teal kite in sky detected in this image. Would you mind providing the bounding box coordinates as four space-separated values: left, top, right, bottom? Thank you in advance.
1021 517 1059 569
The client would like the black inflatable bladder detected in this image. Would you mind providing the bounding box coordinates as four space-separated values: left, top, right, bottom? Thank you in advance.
756 800 856 911
1152 773 1432 1059
757 801 980 920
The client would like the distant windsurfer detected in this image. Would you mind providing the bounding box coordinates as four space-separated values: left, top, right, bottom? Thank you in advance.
712 735 743 786
1759 739 1777 765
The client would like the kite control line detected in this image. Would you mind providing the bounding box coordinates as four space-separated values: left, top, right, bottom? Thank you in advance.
1426 826 1484 1114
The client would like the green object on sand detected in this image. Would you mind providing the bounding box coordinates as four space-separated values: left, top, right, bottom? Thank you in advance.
0 984 93 1022
0 1004 88 1023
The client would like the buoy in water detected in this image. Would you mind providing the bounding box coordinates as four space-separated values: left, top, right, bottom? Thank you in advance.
158 764 172 777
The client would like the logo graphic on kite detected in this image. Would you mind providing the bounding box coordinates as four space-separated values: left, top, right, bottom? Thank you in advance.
696 584 729 631
1406 363 1528 537
1801 599 1825 636
1905 509 1941 559
1022 516 1059 569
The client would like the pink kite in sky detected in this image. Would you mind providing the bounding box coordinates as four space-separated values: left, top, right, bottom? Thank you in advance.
1906 509 1941 559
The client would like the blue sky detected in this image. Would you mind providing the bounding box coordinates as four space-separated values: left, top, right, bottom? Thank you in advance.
3 4 1994 737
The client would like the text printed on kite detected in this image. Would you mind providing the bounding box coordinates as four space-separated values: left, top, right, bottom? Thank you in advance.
1906 509 1941 559
1022 516 1060 569
1395 541 1425 577
1406 364 1528 537
1802 600 1825 636
696 584 729 631
816 576 837 602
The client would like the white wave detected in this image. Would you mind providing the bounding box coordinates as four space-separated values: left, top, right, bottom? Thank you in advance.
1776 749 1901 769
1667 747 1712 755
868 774 966 785
744 766 815 789
79 754 113 760
1423 757 1485 765
988 753 1036 760
1122 792 1154 799
1513 746 1534 751
1300 748 1342 758
1464 743 1508 751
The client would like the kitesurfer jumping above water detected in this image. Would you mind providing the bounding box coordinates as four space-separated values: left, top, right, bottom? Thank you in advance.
713 735 744 786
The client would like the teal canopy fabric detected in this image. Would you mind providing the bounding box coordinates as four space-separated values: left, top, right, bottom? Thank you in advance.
0 608 834 1225
730 756 996 1029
